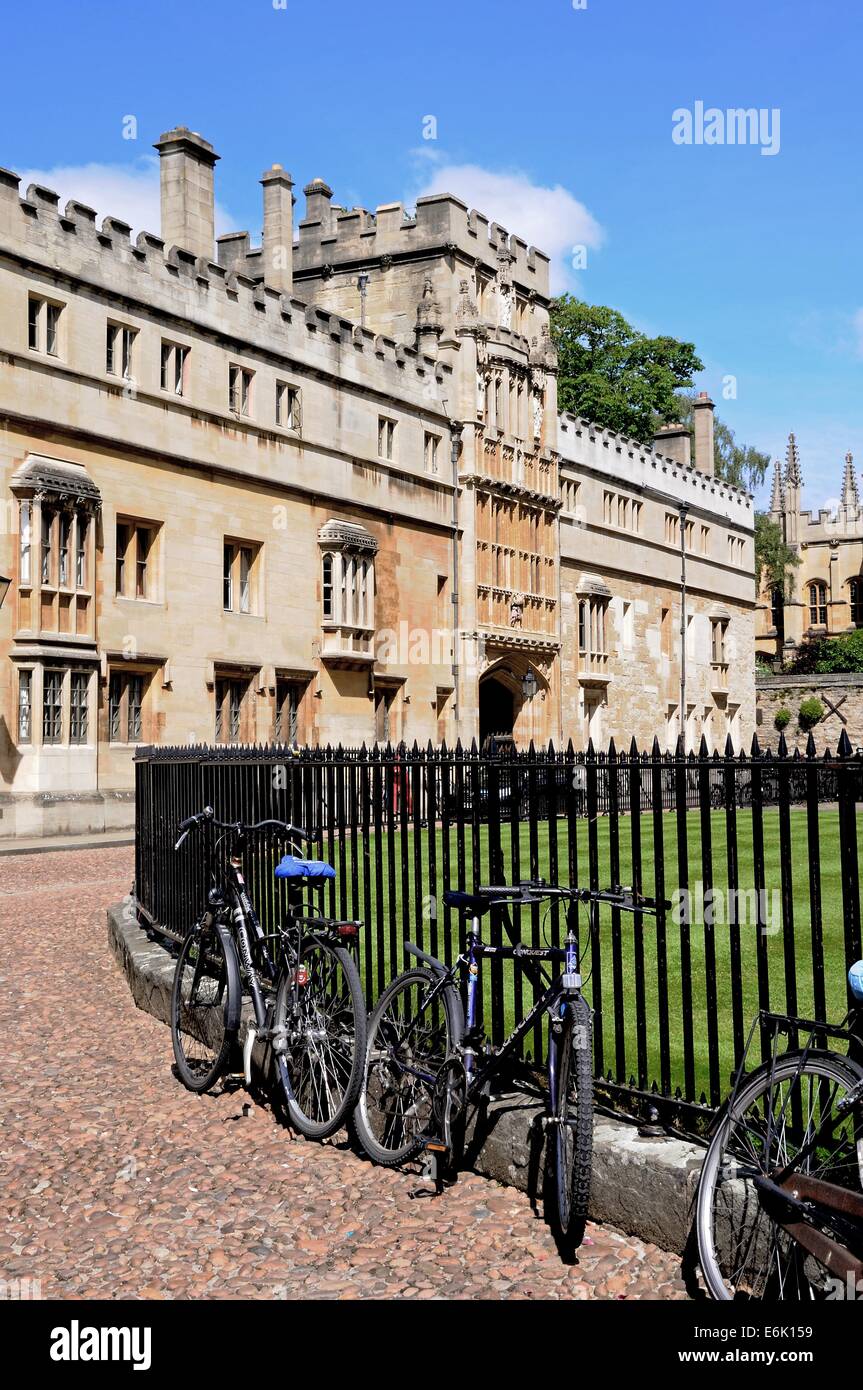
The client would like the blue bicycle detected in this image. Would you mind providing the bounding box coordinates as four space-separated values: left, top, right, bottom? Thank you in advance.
354 879 663 1253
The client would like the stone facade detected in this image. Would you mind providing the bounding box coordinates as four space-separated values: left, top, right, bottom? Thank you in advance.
558 415 755 751
757 433 863 660
0 125 756 838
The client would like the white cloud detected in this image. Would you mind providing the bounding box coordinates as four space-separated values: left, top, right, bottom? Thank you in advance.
412 162 603 293
16 156 236 243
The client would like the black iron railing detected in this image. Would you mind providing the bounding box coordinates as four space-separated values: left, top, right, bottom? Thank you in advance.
134 733 863 1129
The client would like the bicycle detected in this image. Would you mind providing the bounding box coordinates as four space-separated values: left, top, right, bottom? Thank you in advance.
353 878 665 1255
696 960 863 1299
170 805 367 1140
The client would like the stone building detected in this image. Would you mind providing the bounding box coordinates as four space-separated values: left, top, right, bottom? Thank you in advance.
756 433 863 659
0 126 756 838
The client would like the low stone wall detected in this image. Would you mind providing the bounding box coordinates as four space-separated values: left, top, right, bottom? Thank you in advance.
756 671 863 753
0 788 136 841
108 902 704 1257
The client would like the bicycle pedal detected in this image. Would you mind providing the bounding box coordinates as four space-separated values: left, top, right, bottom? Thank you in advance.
417 1141 450 1194
418 1134 450 1157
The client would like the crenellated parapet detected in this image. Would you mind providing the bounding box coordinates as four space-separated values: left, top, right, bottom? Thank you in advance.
558 414 754 528
293 187 551 297
0 162 451 406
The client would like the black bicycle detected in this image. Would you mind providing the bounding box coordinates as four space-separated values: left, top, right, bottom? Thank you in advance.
353 878 665 1254
696 974 863 1300
170 806 367 1140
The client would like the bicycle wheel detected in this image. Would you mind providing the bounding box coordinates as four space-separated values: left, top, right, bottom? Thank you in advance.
697 1050 863 1300
274 937 367 1141
354 968 464 1166
549 995 594 1254
171 922 240 1093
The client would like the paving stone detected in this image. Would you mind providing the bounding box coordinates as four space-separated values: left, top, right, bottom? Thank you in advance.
0 846 690 1301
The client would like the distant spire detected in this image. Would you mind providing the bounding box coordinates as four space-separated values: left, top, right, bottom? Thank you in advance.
785 431 802 487
769 456 785 512
841 450 859 509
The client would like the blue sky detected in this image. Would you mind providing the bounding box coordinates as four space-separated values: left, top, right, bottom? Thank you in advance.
2 0 861 510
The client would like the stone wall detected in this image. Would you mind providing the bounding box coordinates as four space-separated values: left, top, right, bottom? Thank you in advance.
755 671 863 752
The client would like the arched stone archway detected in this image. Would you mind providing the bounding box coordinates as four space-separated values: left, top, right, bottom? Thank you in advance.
479 675 514 750
478 655 549 750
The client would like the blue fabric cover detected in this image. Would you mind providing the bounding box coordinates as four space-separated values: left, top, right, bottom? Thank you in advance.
849 960 863 1003
275 855 336 881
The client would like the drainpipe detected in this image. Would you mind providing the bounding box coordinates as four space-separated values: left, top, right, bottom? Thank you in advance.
679 502 688 749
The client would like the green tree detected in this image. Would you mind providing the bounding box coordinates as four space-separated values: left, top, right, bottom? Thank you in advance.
754 512 798 595
550 296 703 443
790 629 863 675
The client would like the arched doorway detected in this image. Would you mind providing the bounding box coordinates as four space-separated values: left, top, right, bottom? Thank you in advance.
479 676 514 751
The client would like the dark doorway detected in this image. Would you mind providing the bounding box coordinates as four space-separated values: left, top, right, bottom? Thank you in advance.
479 676 514 751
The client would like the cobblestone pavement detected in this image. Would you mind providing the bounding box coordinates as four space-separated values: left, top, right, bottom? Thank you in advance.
0 846 690 1301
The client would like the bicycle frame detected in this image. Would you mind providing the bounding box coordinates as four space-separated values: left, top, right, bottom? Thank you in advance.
462 924 580 1100
224 850 280 1017
398 914 581 1108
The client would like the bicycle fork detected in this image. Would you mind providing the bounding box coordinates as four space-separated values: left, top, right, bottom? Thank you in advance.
543 929 583 1133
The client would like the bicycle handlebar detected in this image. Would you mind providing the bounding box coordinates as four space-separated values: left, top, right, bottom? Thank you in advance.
173 806 309 852
477 880 671 914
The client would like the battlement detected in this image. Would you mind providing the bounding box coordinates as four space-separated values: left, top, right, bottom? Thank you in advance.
558 414 754 529
0 163 451 404
796 505 863 540
294 187 551 297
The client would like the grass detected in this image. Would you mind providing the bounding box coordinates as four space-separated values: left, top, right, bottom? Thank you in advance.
295 806 860 1107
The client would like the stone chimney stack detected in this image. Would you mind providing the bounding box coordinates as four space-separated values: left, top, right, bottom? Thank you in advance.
154 126 219 260
260 164 294 293
654 422 691 468
692 391 715 476
303 178 334 230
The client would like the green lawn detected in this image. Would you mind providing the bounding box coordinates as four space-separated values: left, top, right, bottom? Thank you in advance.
305 806 859 1107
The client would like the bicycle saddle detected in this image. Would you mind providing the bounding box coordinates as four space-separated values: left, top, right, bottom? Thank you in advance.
275 855 336 881
443 889 492 916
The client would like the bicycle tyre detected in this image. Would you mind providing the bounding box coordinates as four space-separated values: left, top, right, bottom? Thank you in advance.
275 937 367 1141
550 995 594 1254
170 922 240 1093
354 967 464 1167
697 1050 863 1300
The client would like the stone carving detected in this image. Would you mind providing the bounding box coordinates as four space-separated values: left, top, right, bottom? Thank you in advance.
455 278 478 326
498 282 513 329
510 592 524 628
533 393 544 440
415 274 442 345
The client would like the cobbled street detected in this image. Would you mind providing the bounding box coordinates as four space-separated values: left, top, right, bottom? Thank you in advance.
0 846 689 1300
